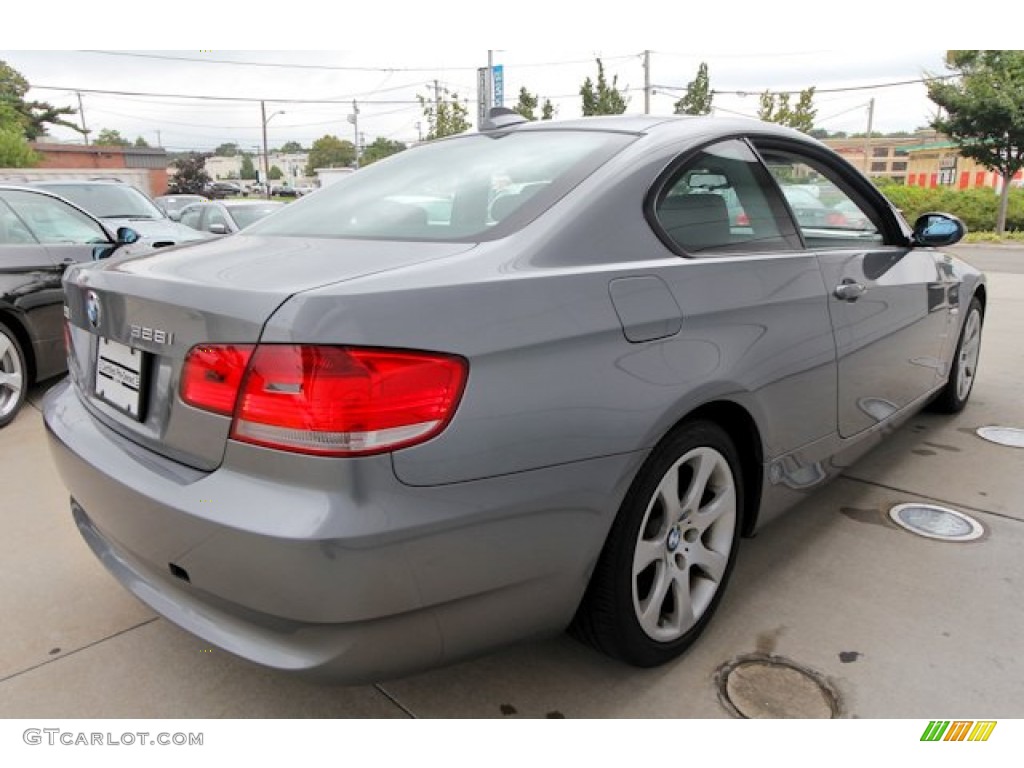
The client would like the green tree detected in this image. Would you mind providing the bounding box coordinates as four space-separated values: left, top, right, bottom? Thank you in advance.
580 58 628 116
757 88 817 133
279 141 304 153
240 153 257 180
514 87 539 121
359 137 407 166
133 136 150 148
0 60 83 140
928 50 1024 235
0 102 38 166
418 87 470 139
93 128 130 147
214 142 239 157
541 99 555 120
268 165 283 181
305 134 356 175
673 62 713 116
167 152 211 194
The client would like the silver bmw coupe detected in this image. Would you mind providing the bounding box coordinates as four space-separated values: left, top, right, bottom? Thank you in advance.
44 112 984 682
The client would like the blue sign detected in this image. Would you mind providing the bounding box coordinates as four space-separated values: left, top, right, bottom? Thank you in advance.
493 65 504 107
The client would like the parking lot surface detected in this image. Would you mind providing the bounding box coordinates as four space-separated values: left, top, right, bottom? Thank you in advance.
2 247 1022 718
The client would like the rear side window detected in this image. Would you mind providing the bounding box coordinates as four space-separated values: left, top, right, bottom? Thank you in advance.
246 130 635 242
653 139 800 255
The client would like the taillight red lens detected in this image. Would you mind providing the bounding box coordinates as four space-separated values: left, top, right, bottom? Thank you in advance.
181 343 467 455
736 212 750 226
180 344 255 415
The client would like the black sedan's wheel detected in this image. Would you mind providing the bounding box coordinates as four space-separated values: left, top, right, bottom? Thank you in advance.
0 320 27 428
573 420 743 667
930 297 983 414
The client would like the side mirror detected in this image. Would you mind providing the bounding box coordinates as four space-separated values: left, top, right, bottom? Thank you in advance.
167 210 182 222
912 212 966 248
208 223 229 235
116 227 141 245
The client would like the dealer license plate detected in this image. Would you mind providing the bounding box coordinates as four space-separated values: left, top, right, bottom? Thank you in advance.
95 338 146 420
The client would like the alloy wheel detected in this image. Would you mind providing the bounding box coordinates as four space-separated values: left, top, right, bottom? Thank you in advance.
631 446 737 642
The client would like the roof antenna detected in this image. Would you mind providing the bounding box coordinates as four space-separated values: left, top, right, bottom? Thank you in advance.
480 107 528 132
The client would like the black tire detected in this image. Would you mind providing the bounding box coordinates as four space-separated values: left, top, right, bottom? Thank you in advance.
929 296 984 414
0 320 28 429
571 420 744 667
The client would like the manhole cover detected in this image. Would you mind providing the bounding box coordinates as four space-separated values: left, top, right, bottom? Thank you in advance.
889 503 984 541
976 426 1024 448
716 655 840 719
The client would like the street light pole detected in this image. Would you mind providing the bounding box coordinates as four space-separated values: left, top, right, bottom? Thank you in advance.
261 101 285 200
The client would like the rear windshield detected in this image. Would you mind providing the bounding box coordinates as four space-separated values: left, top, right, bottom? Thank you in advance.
246 130 635 241
36 184 164 220
226 203 283 229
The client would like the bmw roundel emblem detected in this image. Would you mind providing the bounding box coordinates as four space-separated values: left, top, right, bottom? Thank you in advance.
85 291 101 329
667 527 681 552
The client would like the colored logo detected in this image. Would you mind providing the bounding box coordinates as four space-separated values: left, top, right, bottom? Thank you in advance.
921 720 996 742
86 291 101 329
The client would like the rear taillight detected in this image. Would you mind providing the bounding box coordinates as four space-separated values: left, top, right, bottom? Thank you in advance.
180 344 256 415
181 344 467 456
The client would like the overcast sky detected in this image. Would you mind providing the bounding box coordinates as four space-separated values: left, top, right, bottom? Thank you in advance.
2 48 957 152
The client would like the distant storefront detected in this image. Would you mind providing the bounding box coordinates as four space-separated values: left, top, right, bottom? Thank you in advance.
902 140 1023 190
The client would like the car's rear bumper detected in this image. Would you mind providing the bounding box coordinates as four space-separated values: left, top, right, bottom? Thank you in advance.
44 379 643 682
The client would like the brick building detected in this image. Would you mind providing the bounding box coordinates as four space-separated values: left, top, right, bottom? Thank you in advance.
29 143 169 196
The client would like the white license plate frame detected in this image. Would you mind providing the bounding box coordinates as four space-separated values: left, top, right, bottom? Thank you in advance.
94 338 146 420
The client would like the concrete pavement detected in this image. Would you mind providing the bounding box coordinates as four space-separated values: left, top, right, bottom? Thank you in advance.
2 263 1022 719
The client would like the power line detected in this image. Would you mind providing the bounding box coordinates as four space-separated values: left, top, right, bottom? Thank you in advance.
709 74 958 96
77 50 637 72
29 84 425 105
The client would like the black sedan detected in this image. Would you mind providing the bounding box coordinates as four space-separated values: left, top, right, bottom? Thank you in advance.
0 185 138 427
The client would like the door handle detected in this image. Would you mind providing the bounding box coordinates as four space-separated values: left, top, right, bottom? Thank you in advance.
834 280 867 301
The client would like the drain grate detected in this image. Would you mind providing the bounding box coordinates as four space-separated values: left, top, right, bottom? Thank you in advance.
716 655 840 719
976 426 1024 448
889 503 984 541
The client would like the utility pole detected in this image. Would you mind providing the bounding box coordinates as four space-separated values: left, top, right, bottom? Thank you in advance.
350 100 360 169
862 98 875 175
77 91 89 145
434 79 441 112
155 130 162 148
643 50 651 115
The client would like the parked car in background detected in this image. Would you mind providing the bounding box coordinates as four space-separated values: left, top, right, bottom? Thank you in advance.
0 185 140 427
177 200 285 235
270 184 299 198
204 181 245 199
45 114 984 683
153 194 210 219
29 181 209 249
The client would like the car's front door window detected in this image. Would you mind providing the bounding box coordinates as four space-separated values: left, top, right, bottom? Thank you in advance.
753 146 884 249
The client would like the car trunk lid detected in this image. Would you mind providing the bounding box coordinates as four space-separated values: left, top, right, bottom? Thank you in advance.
63 234 475 470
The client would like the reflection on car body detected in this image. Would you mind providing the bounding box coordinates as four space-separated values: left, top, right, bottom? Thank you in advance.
44 113 985 683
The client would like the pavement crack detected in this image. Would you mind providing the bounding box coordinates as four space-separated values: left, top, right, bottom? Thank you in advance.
373 683 417 718
0 617 160 684
841 475 1022 524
